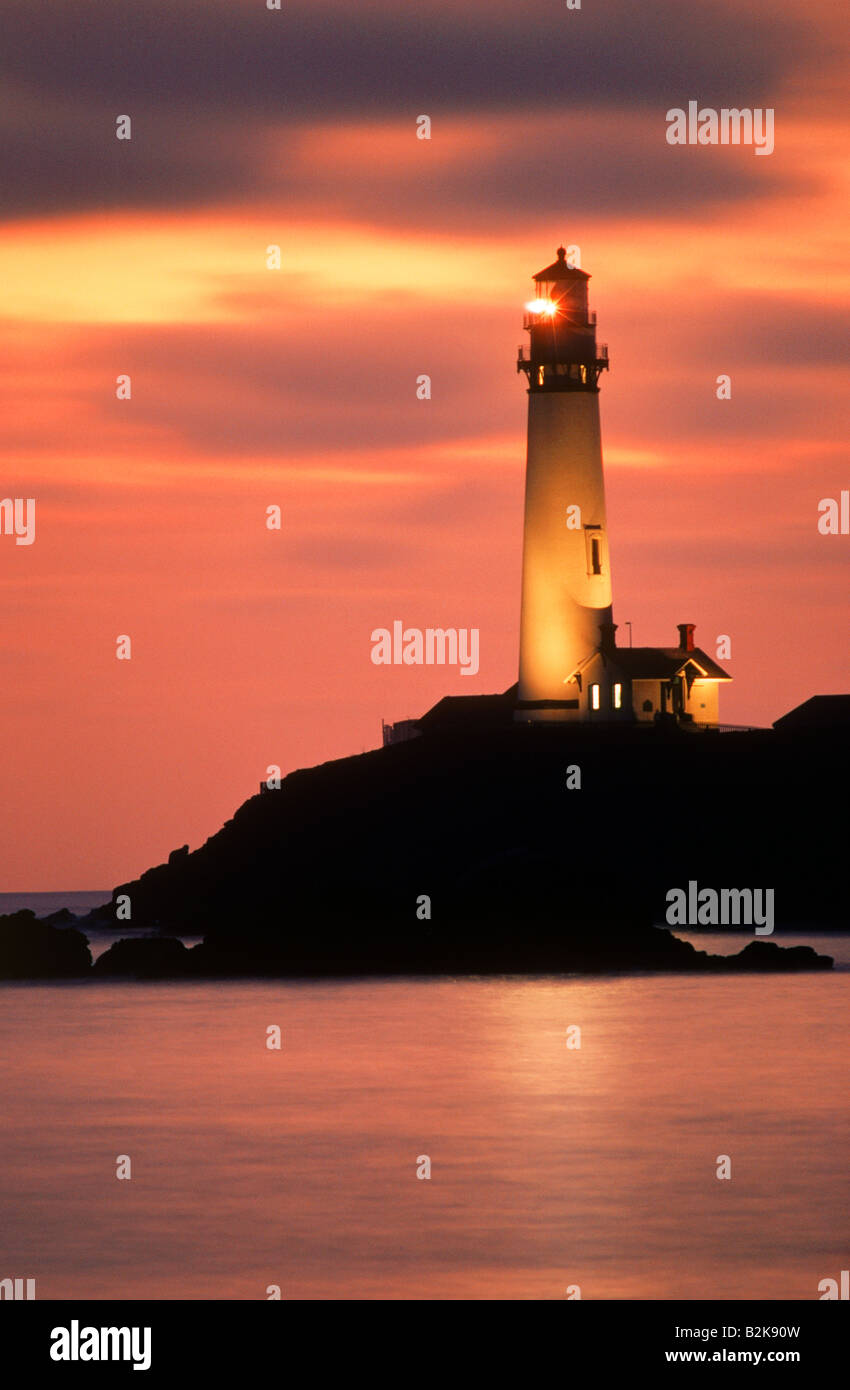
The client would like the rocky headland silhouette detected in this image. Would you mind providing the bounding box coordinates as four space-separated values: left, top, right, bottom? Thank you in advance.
2 714 843 980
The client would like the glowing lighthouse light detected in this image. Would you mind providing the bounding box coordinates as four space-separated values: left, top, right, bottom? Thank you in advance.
524 298 558 315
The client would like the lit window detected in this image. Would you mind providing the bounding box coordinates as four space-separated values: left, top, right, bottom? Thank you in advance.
537 366 545 386
612 683 622 709
590 684 600 711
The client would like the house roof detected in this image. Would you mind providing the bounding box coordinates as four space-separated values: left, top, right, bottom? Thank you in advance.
773 694 850 730
608 647 732 681
417 692 514 729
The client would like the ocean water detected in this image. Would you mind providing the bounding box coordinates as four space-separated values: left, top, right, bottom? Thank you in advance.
0 964 847 1300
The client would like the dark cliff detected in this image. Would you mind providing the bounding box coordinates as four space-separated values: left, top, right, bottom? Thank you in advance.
97 720 844 973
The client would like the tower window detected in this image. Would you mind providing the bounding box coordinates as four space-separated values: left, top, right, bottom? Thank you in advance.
612 683 622 710
585 528 605 576
537 366 545 386
590 684 600 711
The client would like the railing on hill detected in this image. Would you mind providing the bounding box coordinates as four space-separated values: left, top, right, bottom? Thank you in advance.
688 722 769 733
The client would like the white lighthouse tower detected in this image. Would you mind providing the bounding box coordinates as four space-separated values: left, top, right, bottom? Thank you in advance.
515 247 621 722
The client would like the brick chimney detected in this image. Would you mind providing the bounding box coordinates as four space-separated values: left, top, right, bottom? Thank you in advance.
598 620 618 653
677 622 696 652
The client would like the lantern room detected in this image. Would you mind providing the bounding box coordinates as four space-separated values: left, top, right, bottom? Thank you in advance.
518 246 609 391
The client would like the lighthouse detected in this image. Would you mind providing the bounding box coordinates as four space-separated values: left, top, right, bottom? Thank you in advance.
515 247 620 721
382 247 733 746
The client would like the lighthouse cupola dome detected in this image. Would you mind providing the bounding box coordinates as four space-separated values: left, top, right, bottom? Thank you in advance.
531 246 591 319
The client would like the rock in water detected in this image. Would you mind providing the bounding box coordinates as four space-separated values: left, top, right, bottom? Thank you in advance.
93 936 190 978
0 910 92 979
726 940 833 971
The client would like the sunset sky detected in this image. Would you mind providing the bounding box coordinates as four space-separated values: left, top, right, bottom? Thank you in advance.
2 0 848 889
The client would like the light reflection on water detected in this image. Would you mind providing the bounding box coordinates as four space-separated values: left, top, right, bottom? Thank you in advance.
0 963 847 1299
